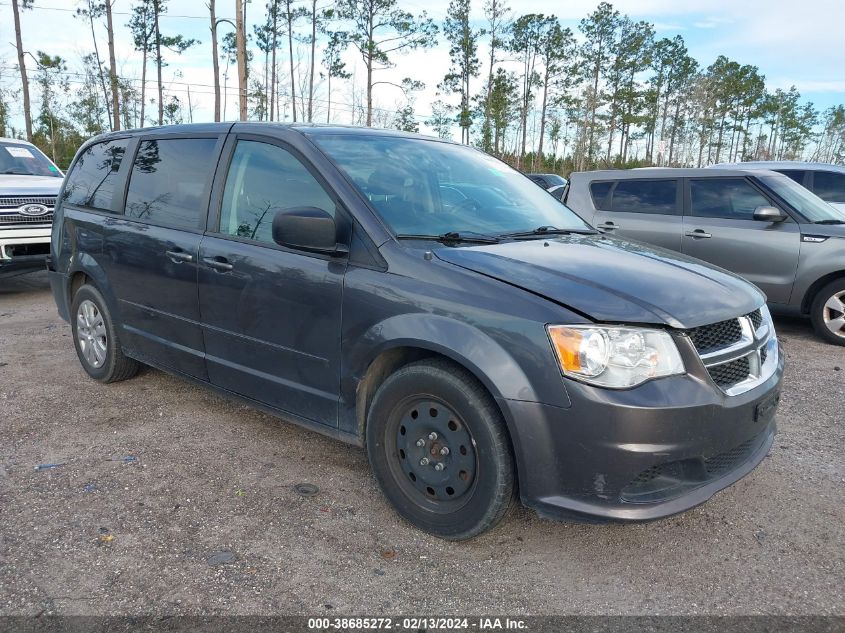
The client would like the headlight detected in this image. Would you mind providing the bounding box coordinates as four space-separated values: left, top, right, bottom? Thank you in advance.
547 325 685 388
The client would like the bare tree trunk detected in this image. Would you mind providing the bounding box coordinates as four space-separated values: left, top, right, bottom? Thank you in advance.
105 0 120 130
326 74 331 124
209 0 221 121
365 11 374 127
155 8 164 125
270 2 278 121
140 43 148 127
236 0 248 120
366 62 373 127
88 7 113 129
537 70 549 161
11 0 32 141
287 1 297 122
308 0 316 121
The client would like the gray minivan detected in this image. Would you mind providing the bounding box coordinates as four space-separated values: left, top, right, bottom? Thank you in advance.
49 125 783 539
566 168 845 345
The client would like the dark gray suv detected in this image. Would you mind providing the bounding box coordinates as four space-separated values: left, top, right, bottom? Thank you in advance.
566 168 845 345
49 124 783 539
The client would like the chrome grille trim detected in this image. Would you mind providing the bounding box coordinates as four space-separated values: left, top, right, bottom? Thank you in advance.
0 213 54 225
0 196 57 208
685 307 778 396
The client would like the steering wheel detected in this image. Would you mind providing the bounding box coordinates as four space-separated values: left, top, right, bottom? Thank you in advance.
446 197 482 216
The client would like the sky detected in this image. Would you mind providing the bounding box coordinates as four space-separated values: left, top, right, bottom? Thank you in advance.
2 0 845 138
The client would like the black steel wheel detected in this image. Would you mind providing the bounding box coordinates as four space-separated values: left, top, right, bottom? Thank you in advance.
366 359 515 540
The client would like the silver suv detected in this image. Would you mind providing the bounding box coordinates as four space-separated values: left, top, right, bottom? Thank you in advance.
565 168 845 345
0 138 63 277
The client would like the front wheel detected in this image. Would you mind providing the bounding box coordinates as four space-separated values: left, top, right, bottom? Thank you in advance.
366 359 515 540
71 284 140 382
810 279 845 346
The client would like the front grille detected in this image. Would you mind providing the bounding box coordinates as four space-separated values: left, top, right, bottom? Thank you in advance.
709 356 751 388
0 212 53 225
704 438 757 478
685 309 776 396
687 318 743 354
621 435 763 503
0 196 57 209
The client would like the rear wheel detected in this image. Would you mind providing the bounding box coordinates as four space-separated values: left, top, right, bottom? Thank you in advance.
811 279 845 346
366 359 515 540
71 284 140 382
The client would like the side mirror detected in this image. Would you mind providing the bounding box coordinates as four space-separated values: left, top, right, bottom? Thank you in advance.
753 206 787 223
272 207 345 255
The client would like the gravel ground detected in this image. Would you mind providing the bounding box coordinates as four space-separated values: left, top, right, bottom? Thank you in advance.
0 270 843 616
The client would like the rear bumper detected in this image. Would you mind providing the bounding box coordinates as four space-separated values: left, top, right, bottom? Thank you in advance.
500 345 784 522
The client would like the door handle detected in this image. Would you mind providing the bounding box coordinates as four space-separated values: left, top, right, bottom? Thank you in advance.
202 256 234 272
685 229 712 239
597 222 618 231
165 249 194 263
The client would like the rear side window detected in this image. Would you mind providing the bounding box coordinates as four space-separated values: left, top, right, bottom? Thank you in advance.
813 171 845 202
590 181 613 208
62 139 128 210
690 178 771 220
610 179 677 214
775 169 806 185
219 140 334 244
124 138 217 230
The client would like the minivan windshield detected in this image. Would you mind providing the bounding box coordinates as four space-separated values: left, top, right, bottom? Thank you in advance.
0 141 62 177
313 134 592 237
758 173 845 223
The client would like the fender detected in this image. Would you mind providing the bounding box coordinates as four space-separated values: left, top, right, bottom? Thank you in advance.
66 252 122 324
340 312 572 438
354 313 546 400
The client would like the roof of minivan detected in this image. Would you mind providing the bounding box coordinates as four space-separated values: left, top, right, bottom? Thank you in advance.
86 121 449 143
712 161 845 173
570 167 781 179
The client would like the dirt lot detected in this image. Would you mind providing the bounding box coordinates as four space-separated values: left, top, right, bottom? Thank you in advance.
0 270 843 616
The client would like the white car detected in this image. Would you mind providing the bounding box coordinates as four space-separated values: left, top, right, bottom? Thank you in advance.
0 138 63 276
712 161 845 216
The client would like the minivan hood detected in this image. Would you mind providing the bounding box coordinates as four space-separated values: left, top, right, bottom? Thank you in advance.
434 235 764 329
0 174 63 193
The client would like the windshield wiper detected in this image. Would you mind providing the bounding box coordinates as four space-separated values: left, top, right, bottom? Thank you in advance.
499 225 598 238
1 170 34 175
396 231 500 244
813 219 845 225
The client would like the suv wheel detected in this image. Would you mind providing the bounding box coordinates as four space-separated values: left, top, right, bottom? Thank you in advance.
366 359 515 540
71 284 140 382
811 279 845 346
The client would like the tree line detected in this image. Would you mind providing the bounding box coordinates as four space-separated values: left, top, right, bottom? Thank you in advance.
3 0 845 172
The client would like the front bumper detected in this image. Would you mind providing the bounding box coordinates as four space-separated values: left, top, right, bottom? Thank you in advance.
500 343 784 522
0 226 51 276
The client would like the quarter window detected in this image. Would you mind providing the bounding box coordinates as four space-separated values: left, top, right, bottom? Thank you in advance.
812 171 845 203
62 139 128 210
690 178 771 220
589 181 613 209
610 179 678 214
124 138 217 229
219 140 334 244
775 169 806 185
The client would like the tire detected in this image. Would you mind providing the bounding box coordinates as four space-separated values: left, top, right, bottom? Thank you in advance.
810 279 845 346
70 284 140 382
366 358 515 540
